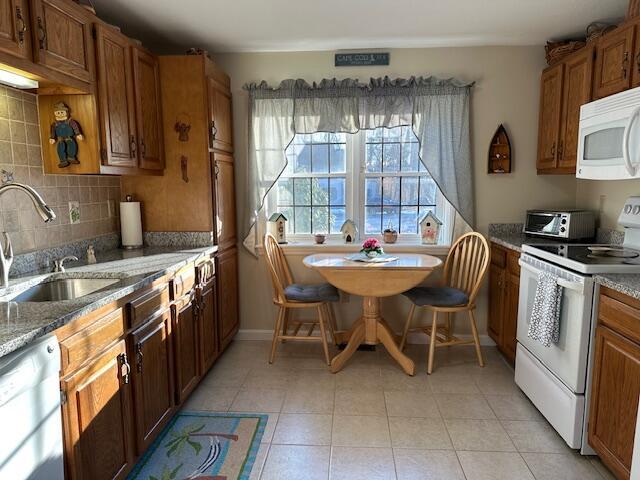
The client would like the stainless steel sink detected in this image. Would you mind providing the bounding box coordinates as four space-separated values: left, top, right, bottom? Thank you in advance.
12 278 120 302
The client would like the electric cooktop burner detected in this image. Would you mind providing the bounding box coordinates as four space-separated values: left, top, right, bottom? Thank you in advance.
530 244 640 265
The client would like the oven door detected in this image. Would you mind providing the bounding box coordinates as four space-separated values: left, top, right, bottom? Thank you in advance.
516 254 594 394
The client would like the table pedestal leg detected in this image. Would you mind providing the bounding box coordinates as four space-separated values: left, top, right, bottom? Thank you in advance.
329 296 415 376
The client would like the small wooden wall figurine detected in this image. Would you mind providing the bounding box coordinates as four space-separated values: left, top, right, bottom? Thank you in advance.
174 121 191 142
49 102 84 168
420 211 442 245
488 124 512 174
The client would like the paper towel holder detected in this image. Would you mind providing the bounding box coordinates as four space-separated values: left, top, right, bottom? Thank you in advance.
121 194 143 250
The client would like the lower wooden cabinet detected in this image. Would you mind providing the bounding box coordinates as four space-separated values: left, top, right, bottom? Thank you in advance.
487 242 520 363
217 246 239 351
589 288 640 480
60 340 134 480
130 309 175 454
172 290 201 404
199 277 219 372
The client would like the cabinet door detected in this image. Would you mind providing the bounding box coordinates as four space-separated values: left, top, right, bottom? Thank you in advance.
30 0 94 82
94 24 137 168
61 340 134 480
130 309 174 454
199 279 218 373
172 291 200 404
217 246 239 351
132 46 164 170
208 77 233 153
594 24 635 99
537 63 563 171
559 47 593 170
487 263 505 346
588 325 640 480
633 22 640 88
212 152 237 250
0 0 30 59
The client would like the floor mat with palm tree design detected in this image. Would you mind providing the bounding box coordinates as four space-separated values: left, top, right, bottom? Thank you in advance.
127 412 268 480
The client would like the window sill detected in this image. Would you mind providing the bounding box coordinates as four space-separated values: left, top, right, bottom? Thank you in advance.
256 240 450 256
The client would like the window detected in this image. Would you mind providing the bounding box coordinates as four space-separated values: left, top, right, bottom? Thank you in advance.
272 126 453 244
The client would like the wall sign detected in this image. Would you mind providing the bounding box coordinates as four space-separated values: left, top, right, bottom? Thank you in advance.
335 53 389 66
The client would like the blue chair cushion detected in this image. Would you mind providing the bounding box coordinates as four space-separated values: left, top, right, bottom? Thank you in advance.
284 283 339 303
402 286 469 307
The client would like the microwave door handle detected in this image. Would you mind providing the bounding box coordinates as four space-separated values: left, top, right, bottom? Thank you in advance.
623 106 640 177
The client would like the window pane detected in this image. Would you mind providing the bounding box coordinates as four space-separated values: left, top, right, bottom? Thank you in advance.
312 206 329 233
311 178 329 206
382 177 400 205
382 207 400 233
401 142 420 172
293 133 311 145
294 178 311 205
330 207 346 234
365 206 382 234
277 178 294 205
383 143 400 172
366 128 383 142
401 177 419 205
400 206 419 234
383 127 401 141
329 132 346 143
329 178 345 205
294 207 311 234
366 143 382 172
294 145 311 173
311 144 329 173
330 143 346 173
312 132 328 143
401 126 417 143
281 206 293 234
365 178 382 204
419 177 437 205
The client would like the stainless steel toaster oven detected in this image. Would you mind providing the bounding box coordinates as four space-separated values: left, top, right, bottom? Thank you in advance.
523 210 595 240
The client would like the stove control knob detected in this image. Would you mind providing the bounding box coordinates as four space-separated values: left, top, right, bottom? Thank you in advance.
634 206 640 215
560 227 566 233
561 218 567 224
625 204 633 214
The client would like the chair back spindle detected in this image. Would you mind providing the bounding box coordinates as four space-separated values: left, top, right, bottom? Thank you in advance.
444 232 490 305
264 233 293 305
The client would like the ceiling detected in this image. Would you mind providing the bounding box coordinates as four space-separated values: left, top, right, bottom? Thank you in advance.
91 0 628 54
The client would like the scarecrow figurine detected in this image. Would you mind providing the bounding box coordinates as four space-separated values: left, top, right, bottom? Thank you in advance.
49 102 84 168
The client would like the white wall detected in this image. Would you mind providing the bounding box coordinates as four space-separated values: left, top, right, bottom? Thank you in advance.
215 46 578 336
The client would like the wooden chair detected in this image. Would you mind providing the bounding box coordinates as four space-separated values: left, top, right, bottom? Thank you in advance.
399 232 490 374
263 233 339 365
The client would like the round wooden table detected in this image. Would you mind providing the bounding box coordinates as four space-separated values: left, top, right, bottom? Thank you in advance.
303 253 442 375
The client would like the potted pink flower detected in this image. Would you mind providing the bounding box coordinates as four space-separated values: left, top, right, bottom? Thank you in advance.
361 237 384 258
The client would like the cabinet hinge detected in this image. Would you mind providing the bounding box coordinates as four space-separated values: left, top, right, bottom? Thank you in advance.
60 390 67 405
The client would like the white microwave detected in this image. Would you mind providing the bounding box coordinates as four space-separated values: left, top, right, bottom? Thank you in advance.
577 86 640 180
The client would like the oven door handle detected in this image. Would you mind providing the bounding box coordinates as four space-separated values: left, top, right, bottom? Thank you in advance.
518 260 585 294
623 105 640 177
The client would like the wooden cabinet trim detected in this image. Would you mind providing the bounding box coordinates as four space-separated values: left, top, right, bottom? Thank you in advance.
128 283 171 330
171 264 196 300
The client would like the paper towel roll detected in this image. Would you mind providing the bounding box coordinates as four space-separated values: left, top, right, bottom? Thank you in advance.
120 201 143 248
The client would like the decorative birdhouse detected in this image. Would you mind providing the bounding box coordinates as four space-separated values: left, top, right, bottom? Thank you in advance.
268 213 288 244
340 219 358 243
419 211 442 245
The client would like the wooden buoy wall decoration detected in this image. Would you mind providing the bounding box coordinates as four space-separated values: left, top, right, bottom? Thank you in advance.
488 124 512 174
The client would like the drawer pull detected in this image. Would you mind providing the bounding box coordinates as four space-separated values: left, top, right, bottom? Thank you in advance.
16 7 26 45
119 353 131 384
37 16 46 49
135 343 143 373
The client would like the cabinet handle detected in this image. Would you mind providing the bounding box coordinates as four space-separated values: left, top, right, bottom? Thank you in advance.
135 343 143 373
119 353 131 384
214 161 220 178
37 16 46 49
636 52 640 74
551 142 556 157
130 136 137 158
210 121 217 142
622 51 630 79
15 7 26 45
140 139 146 159
557 140 564 160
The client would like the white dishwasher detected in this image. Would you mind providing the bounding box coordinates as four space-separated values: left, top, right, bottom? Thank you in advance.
0 335 64 480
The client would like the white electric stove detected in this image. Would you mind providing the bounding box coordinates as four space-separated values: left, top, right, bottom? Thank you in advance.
515 196 640 455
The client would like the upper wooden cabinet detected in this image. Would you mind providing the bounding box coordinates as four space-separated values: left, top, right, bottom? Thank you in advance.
30 0 94 83
594 23 635 99
537 47 594 174
0 0 30 59
208 76 233 153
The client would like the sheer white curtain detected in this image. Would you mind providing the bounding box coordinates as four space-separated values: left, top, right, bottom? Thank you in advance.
243 77 474 254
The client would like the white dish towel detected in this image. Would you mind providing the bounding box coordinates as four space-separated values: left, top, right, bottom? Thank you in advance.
528 271 562 347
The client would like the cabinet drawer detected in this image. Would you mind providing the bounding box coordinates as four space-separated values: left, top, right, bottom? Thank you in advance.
507 251 521 276
128 284 170 329
172 265 196 300
598 291 640 344
59 308 125 374
491 244 506 268
196 258 215 287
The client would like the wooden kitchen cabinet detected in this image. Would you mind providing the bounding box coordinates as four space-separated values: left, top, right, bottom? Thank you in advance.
217 246 239 351
60 339 134 480
594 23 636 99
172 291 201 404
197 258 218 372
29 0 94 83
633 20 640 88
129 309 175 454
208 76 233 153
213 151 237 250
589 288 640 480
537 63 564 172
0 0 31 59
487 242 519 363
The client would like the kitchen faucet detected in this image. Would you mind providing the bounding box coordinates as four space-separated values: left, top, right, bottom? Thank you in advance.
0 183 56 289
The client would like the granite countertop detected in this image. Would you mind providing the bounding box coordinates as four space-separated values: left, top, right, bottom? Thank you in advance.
487 224 564 252
0 245 218 358
594 274 640 301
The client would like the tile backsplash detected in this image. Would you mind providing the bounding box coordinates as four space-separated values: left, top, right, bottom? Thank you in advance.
0 86 120 254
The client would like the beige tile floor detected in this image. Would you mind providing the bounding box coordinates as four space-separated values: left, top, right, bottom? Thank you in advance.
182 340 617 480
